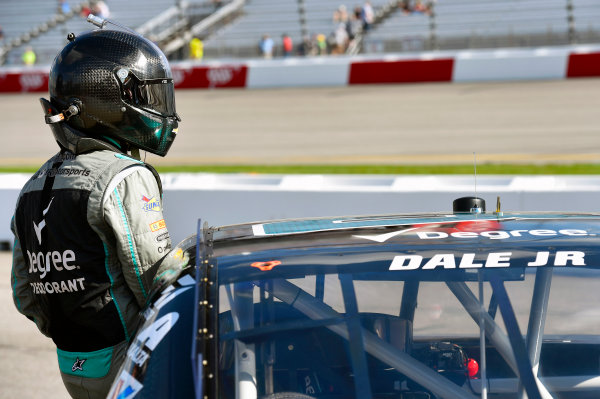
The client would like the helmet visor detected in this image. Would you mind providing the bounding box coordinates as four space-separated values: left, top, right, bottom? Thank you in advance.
136 78 177 116
118 70 177 117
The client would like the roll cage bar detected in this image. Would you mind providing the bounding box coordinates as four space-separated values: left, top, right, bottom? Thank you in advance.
192 221 219 399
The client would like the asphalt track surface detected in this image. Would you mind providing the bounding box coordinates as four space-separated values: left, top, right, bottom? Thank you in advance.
0 79 599 399
0 78 599 167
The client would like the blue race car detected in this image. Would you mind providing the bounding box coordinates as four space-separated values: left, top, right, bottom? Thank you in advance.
108 197 600 399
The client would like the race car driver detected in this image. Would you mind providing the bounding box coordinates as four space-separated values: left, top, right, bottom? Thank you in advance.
10 27 180 399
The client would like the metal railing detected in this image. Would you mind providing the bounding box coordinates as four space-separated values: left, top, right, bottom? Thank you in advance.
161 0 245 58
136 0 223 47
347 0 400 55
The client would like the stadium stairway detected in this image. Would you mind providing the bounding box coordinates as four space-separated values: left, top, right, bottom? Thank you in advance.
0 0 181 65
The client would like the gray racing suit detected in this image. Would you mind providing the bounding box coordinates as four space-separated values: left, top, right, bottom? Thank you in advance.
10 145 172 398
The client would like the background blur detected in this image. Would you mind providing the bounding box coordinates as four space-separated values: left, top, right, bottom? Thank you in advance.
0 0 599 168
1 0 599 65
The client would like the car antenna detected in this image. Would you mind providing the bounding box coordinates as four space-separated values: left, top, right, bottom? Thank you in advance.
472 152 482 214
451 155 485 213
473 152 477 199
474 152 489 398
496 195 503 216
86 13 139 36
473 151 490 398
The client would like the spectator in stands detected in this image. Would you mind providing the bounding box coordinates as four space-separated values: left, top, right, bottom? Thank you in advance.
259 34 274 59
347 7 363 41
282 34 293 58
59 0 71 14
399 0 413 15
189 37 204 61
361 1 375 31
315 33 328 55
331 23 349 55
80 5 91 17
91 0 110 18
297 35 312 56
426 1 435 15
333 5 349 26
22 47 36 66
413 0 430 15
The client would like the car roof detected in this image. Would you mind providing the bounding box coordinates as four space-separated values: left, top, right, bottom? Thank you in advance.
207 212 600 282
212 211 600 242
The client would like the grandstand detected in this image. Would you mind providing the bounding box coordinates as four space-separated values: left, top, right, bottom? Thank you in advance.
200 0 392 58
365 0 600 52
0 0 599 65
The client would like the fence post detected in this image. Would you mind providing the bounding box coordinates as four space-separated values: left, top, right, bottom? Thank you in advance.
566 0 576 44
297 0 308 41
428 1 438 50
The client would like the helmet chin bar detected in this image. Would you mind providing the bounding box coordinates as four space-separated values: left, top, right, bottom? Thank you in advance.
44 98 176 157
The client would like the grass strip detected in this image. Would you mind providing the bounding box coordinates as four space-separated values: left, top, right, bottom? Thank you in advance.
152 164 600 175
1 164 599 175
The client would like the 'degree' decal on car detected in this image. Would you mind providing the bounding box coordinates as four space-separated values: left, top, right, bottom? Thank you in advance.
355 228 591 243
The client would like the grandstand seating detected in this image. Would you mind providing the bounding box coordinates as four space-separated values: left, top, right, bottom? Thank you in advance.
0 0 599 65
364 0 599 52
202 0 600 57
361 8 429 53
202 0 392 58
572 0 600 42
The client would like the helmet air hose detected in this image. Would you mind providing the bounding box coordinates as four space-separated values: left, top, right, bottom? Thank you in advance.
86 14 139 36
45 104 80 124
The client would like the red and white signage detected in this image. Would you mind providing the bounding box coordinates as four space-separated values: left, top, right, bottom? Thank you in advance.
171 63 247 89
0 68 49 92
0 45 598 93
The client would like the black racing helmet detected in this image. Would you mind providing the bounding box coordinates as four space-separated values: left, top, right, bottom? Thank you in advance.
48 29 179 156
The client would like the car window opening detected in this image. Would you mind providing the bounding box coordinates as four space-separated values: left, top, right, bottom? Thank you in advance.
214 264 600 399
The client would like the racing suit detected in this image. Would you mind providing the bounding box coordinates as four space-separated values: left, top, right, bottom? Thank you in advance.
10 144 172 398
